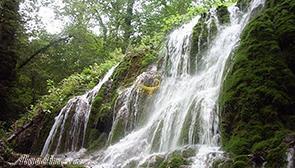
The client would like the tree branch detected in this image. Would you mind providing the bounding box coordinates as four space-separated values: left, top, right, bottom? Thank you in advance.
17 36 71 70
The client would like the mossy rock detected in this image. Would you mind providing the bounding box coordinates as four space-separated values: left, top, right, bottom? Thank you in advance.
217 5 230 24
107 117 126 145
11 109 55 155
220 0 295 167
236 0 251 11
159 154 189 168
232 160 249 168
190 13 218 74
139 154 165 168
85 46 159 149
212 158 234 168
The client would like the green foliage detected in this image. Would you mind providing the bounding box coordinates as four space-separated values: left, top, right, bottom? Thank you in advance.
0 0 21 127
220 0 295 166
15 51 122 127
232 161 248 168
8 0 239 131
162 6 207 33
0 122 8 140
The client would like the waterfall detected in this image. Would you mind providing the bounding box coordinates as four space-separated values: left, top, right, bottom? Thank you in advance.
42 0 266 167
56 1 265 167
287 147 295 168
41 65 117 157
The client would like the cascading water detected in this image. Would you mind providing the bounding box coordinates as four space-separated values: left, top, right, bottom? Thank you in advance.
287 147 295 168
57 0 265 167
41 65 117 157
107 67 159 145
42 0 265 167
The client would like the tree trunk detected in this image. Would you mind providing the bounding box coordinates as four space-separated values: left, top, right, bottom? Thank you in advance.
0 0 20 123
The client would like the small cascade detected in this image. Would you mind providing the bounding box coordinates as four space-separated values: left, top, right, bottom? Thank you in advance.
107 66 159 144
41 65 117 157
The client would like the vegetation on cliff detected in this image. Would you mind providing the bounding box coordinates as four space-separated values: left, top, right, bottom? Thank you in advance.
219 0 295 166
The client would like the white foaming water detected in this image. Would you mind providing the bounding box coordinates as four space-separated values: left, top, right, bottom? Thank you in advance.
287 147 295 168
41 65 117 157
43 0 265 167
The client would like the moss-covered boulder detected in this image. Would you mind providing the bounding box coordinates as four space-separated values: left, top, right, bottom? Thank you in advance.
220 0 295 167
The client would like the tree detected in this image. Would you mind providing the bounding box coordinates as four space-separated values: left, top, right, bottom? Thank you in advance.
0 0 20 126
123 0 135 50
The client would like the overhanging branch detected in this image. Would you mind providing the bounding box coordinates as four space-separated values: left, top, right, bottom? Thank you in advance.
17 36 72 70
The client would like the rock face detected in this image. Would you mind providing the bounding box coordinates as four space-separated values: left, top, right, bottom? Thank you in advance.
220 0 295 167
12 110 47 154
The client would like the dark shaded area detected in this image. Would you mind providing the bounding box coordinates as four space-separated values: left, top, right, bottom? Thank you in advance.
0 0 20 127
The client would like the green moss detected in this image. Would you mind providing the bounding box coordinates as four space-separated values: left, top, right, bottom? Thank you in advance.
220 0 295 167
159 154 188 168
213 156 252 168
190 13 218 74
236 0 251 11
108 118 126 144
213 159 235 168
87 133 108 152
225 137 250 155
178 102 200 145
232 161 248 168
217 5 230 24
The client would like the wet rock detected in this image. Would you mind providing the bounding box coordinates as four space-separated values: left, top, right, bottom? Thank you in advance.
181 146 197 158
142 154 165 168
